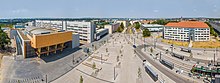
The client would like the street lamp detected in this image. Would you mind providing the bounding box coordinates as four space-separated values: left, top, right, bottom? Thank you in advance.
72 54 75 65
114 66 116 80
101 54 103 64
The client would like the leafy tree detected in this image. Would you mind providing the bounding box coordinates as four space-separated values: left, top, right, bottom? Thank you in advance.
106 48 108 53
205 22 218 37
150 47 153 53
134 22 141 30
138 67 141 78
80 76 83 83
116 23 124 32
0 27 11 50
92 62 96 70
128 22 132 26
142 28 151 37
151 19 168 25
117 55 119 62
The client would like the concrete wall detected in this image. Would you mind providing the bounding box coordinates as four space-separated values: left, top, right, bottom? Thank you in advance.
72 33 80 48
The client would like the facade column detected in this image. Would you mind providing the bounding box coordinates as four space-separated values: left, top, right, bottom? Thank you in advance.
47 46 49 56
61 43 64 51
37 48 41 57
54 44 57 53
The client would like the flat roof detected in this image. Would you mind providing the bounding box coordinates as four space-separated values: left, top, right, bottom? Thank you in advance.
165 21 209 28
25 27 61 35
18 30 30 40
142 24 164 28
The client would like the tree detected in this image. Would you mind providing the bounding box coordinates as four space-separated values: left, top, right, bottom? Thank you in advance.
92 62 96 70
0 27 11 50
116 23 124 32
142 28 151 37
138 67 141 78
117 55 119 62
150 47 153 53
151 19 168 25
134 22 141 30
80 76 83 83
106 48 108 53
205 22 218 37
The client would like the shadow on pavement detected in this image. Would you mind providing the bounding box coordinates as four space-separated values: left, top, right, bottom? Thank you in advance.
40 47 82 63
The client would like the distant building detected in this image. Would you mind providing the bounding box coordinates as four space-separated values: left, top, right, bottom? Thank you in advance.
14 23 25 29
142 24 164 32
104 23 120 34
66 21 96 43
34 20 96 43
16 27 79 58
163 21 210 41
116 20 129 27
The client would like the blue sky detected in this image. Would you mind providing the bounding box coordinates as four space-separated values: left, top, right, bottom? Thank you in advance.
0 0 220 18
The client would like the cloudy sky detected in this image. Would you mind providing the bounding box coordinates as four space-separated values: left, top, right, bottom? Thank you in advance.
0 0 220 18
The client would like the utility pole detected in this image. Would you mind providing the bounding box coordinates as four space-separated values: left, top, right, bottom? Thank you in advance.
114 67 116 80
134 38 135 45
214 53 216 66
46 75 47 83
101 54 102 64
72 54 75 65
144 38 146 52
160 52 162 60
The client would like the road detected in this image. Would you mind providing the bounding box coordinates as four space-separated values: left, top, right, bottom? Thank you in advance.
134 45 195 83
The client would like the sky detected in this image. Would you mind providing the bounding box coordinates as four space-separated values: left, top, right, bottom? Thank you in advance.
0 0 220 18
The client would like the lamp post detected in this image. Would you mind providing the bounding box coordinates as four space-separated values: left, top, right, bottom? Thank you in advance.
144 38 146 52
114 67 116 80
101 54 103 64
72 54 75 65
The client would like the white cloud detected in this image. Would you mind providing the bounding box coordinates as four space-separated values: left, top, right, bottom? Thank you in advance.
193 9 197 12
12 9 28 13
153 10 159 13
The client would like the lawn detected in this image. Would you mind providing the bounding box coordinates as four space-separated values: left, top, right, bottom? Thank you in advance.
192 41 220 48
161 39 220 48
161 39 189 47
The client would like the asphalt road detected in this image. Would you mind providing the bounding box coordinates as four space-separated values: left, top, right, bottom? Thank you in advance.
134 45 195 83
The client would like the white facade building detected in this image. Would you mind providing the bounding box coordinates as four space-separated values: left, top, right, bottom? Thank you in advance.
104 23 120 34
116 20 129 27
66 21 96 43
34 20 96 43
142 24 164 32
164 21 210 42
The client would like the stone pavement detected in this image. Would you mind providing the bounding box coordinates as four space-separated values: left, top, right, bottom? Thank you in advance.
52 33 162 83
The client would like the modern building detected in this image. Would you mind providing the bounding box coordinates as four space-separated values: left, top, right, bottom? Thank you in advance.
66 21 96 43
104 23 120 34
34 20 96 43
16 27 79 58
142 24 164 32
163 21 210 42
95 28 109 40
35 20 66 30
14 23 25 29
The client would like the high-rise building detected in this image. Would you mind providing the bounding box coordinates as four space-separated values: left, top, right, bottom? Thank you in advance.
34 20 96 43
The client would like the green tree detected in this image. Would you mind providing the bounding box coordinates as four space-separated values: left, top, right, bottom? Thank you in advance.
205 22 218 37
150 47 153 53
151 19 168 25
92 62 96 70
116 23 124 32
134 22 141 30
0 27 11 50
138 67 141 78
142 28 151 37
80 76 83 83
